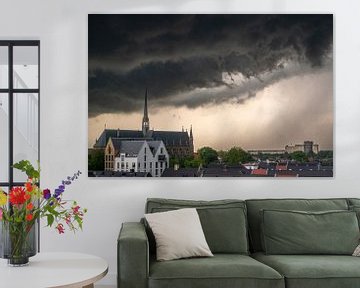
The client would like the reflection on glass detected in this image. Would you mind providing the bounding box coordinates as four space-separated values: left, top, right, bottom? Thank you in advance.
13 46 38 89
0 47 8 89
0 94 9 182
13 93 39 182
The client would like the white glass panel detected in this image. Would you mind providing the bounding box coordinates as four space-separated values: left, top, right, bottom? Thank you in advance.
13 93 39 182
0 94 8 182
0 47 8 89
13 46 38 89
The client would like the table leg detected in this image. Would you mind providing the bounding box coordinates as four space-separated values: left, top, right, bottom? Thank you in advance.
82 284 94 288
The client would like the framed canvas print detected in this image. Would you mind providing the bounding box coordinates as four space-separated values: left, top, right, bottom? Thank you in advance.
88 14 333 178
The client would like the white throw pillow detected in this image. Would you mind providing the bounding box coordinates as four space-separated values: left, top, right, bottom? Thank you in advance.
353 244 360 256
145 208 213 261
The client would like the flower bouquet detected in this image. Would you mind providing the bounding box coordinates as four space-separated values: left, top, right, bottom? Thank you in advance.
0 160 87 266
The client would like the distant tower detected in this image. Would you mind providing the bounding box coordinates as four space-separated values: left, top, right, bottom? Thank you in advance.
189 125 194 154
142 88 150 136
303 141 313 155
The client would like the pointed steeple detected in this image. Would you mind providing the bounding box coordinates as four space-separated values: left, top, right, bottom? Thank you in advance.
189 125 194 155
142 88 150 136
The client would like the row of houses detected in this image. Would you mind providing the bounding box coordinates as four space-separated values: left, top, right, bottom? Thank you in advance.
104 139 169 177
248 141 320 155
161 161 333 177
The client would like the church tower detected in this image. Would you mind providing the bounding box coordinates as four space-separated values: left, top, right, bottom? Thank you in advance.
142 88 150 136
189 125 194 154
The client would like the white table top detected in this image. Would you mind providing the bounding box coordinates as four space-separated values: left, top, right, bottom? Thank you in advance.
0 252 108 288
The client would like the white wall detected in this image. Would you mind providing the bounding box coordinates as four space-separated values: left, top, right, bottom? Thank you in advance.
1 0 360 285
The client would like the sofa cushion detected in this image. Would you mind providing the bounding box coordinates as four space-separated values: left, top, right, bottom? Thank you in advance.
253 252 360 288
146 198 249 254
246 198 349 252
145 208 213 261
349 205 360 228
149 254 284 288
347 198 360 207
261 209 359 255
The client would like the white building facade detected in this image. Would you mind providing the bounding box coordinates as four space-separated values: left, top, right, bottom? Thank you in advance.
112 140 169 177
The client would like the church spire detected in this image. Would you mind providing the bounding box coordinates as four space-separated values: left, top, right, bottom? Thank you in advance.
142 88 150 136
189 125 194 155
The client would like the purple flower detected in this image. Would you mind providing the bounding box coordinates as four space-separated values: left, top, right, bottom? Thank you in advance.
43 189 51 200
54 171 82 199
54 188 64 199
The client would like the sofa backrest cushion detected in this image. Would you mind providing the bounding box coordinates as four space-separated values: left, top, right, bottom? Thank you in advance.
261 209 359 255
348 198 360 207
246 198 349 252
347 199 360 228
145 198 249 254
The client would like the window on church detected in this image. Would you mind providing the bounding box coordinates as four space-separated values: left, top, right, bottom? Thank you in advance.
150 162 152 169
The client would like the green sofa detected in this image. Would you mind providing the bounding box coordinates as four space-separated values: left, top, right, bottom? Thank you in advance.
118 198 360 288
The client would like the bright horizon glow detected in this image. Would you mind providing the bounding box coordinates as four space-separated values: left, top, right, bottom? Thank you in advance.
88 70 333 152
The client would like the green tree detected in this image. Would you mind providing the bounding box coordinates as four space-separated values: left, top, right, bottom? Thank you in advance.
317 150 333 159
224 147 253 165
217 150 227 163
88 149 104 171
184 157 202 168
198 147 218 166
290 151 308 163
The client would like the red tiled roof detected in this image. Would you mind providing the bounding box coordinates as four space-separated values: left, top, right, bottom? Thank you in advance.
251 168 268 176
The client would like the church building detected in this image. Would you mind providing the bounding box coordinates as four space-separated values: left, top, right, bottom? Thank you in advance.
93 89 194 161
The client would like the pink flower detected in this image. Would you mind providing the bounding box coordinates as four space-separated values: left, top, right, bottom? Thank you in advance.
56 223 65 234
72 205 80 215
0 208 3 220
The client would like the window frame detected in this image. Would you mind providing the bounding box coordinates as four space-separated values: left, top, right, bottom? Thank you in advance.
0 40 40 250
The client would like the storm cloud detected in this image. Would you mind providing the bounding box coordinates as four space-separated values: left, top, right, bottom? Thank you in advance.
88 14 333 117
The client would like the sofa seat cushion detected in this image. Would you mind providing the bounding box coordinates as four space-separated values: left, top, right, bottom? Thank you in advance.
149 254 284 288
252 252 360 288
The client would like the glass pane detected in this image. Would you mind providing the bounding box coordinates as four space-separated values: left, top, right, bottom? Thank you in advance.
13 93 39 182
0 186 8 193
13 46 38 89
0 94 9 182
0 46 8 89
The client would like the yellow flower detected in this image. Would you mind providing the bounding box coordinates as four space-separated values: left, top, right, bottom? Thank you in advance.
0 190 7 206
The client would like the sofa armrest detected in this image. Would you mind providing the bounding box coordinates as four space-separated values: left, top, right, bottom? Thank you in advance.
118 222 149 288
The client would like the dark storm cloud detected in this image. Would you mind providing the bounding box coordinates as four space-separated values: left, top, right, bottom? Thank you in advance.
88 14 333 117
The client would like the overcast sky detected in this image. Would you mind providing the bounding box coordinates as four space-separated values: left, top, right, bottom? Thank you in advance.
88 14 333 150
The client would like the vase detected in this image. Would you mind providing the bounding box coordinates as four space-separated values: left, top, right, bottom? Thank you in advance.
0 220 37 266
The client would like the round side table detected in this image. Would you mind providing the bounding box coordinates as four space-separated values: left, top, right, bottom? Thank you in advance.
0 252 108 288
